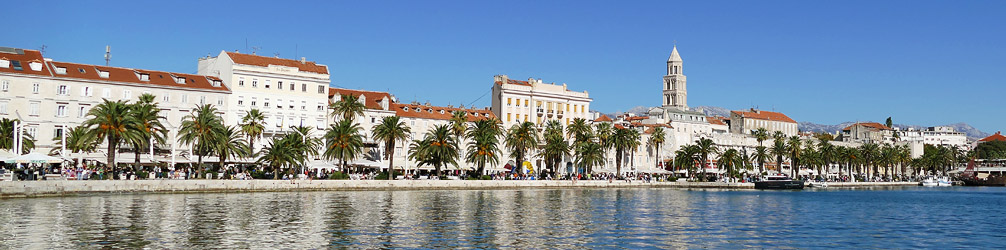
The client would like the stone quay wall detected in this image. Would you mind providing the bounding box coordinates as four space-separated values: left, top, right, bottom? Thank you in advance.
0 180 918 198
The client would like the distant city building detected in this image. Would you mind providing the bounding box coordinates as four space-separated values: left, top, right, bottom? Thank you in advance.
0 47 229 164
490 75 592 128
838 122 893 144
729 109 798 137
895 126 968 149
977 131 1006 144
198 51 331 142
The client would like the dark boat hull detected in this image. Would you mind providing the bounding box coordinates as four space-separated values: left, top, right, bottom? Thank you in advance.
754 180 805 189
962 176 1006 186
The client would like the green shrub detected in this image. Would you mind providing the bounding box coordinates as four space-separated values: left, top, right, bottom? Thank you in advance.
481 175 493 180
375 172 389 180
136 171 149 179
328 171 350 180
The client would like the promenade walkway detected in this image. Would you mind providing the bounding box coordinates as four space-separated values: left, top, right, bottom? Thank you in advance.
0 180 919 198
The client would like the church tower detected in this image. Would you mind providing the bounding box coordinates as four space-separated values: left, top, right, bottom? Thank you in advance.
662 46 687 109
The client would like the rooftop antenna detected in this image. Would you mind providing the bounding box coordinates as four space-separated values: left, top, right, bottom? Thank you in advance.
38 44 47 54
273 52 280 58
104 45 111 66
251 46 261 55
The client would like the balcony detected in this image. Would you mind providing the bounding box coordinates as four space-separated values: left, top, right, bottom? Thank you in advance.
547 110 554 117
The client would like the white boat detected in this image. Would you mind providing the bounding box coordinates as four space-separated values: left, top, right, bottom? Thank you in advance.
937 176 953 187
807 180 828 188
920 176 952 187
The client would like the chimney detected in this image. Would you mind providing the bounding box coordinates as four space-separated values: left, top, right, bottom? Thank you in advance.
300 57 306 64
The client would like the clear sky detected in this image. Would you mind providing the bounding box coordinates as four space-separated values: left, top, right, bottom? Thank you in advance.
6 1 1005 132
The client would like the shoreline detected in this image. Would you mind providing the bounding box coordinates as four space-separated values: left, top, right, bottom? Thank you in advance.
0 180 919 199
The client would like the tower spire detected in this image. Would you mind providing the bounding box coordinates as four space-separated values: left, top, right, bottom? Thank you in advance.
667 45 682 62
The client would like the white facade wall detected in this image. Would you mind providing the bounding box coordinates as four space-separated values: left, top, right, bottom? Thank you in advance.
491 75 592 129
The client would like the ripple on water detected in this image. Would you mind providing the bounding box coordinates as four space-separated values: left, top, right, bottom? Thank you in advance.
1 186 1006 248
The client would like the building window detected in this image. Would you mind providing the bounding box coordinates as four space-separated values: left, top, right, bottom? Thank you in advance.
317 103 324 111
29 102 40 116
239 77 245 87
56 104 67 117
318 85 325 94
265 80 271 89
57 85 68 96
123 90 132 100
301 84 307 92
264 99 270 108
78 106 88 118
251 100 257 107
81 86 93 97
102 88 111 98
238 96 244 106
507 98 511 106
507 113 511 122
252 79 258 88
163 95 170 103
277 99 283 109
524 100 528 107
278 81 283 90
32 82 40 93
199 96 206 105
289 100 295 109
0 102 7 114
1 80 8 92
301 101 306 111
181 94 188 103
290 82 295 91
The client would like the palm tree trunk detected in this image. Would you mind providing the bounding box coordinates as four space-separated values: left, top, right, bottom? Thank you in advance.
134 143 142 172
107 139 116 179
387 143 395 180
615 149 622 178
197 154 204 179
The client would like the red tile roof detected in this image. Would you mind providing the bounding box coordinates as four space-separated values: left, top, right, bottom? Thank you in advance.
594 115 612 122
707 116 727 126
731 109 797 123
392 103 496 122
980 131 1006 142
624 116 648 121
0 48 53 77
46 61 228 92
226 52 329 75
842 122 892 131
329 87 393 110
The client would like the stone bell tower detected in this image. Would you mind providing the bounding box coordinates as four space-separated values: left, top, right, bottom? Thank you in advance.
661 45 687 110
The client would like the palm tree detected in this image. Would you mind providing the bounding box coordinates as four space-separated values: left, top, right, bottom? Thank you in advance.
717 148 741 181
786 136 802 178
178 104 224 176
567 118 593 146
576 142 605 175
859 143 880 178
372 116 411 179
240 108 266 154
215 126 250 171
49 125 98 157
754 146 769 175
694 137 718 181
505 122 539 173
818 140 836 178
127 94 166 171
771 131 787 175
594 122 614 170
449 110 468 172
408 124 459 178
753 127 770 147
674 145 700 178
258 138 295 179
1 118 37 154
465 118 502 177
540 120 569 177
329 94 366 122
649 127 666 170
286 126 322 172
83 99 139 174
612 127 641 177
324 119 364 173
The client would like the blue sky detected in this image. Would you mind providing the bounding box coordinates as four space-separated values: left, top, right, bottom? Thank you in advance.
6 1 1005 132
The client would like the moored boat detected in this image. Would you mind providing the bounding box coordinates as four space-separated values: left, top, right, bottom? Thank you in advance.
754 175 805 190
960 159 1006 186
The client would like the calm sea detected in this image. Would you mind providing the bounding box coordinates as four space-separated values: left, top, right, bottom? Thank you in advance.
1 186 1004 249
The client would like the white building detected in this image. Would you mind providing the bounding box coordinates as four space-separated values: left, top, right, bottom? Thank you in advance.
491 75 592 129
729 109 798 137
197 51 331 144
0 47 230 165
895 126 969 149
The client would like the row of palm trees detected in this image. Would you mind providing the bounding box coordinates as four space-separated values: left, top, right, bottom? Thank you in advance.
673 127 966 181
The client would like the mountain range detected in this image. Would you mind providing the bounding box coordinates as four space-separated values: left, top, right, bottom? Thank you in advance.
607 105 992 140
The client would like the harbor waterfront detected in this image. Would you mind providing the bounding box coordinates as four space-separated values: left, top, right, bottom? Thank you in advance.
1 186 1004 249
0 180 915 198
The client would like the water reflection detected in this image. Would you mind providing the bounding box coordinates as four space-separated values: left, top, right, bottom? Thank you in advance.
2 187 1006 249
